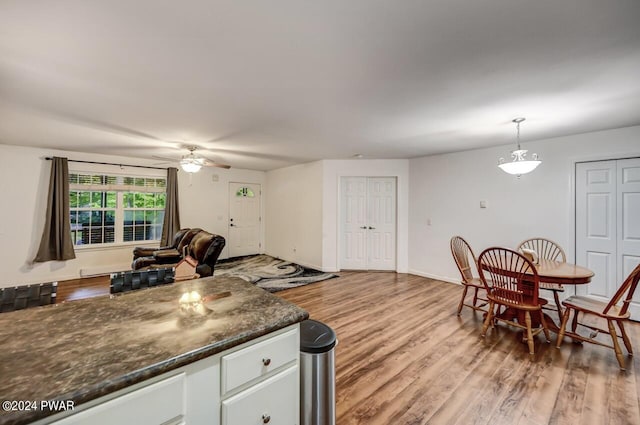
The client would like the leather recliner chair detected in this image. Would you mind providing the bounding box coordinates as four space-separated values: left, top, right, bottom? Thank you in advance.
132 228 192 260
131 229 225 278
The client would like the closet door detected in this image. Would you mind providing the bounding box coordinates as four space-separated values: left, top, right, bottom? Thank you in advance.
367 178 396 270
340 177 368 270
575 161 617 300
617 158 640 316
340 177 396 271
576 158 640 319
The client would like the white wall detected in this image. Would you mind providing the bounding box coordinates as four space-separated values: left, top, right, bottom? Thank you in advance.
265 161 324 270
0 144 265 287
408 125 640 283
322 159 410 273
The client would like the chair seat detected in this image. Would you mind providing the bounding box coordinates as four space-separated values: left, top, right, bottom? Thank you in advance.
487 294 547 311
539 282 564 292
562 295 630 320
465 277 486 288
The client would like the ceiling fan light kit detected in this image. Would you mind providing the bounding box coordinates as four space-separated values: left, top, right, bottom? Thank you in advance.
154 145 231 173
180 157 204 173
498 117 541 177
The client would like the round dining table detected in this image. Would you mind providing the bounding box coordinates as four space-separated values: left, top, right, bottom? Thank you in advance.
529 258 594 285
488 259 595 332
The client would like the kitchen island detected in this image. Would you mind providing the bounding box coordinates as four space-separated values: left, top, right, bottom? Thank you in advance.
0 276 308 425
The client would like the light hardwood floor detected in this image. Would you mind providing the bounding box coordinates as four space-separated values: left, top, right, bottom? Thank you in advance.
278 271 640 425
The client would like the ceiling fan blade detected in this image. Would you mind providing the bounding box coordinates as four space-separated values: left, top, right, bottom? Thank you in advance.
203 161 231 169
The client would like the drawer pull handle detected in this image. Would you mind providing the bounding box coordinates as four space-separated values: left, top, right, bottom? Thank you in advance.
262 358 271 366
262 413 271 423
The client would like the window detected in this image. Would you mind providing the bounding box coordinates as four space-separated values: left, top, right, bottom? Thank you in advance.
69 173 166 246
235 187 255 197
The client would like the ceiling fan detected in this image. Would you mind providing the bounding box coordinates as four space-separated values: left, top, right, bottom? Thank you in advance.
153 146 231 173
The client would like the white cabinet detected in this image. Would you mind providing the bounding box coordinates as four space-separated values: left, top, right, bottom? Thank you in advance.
41 324 300 425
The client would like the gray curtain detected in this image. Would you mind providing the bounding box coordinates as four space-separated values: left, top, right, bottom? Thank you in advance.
34 157 76 262
160 167 181 246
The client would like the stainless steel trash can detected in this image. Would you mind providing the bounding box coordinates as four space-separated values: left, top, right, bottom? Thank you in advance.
300 319 337 425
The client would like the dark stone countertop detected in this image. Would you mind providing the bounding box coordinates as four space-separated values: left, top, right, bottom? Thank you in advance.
0 276 308 425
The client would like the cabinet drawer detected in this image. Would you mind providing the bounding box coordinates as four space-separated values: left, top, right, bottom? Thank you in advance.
53 373 185 425
221 328 298 394
222 366 298 425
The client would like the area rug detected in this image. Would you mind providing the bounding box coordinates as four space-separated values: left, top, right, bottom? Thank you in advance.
214 255 337 292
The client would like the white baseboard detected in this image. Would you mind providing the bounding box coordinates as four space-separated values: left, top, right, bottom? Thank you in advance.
408 269 461 285
80 263 131 277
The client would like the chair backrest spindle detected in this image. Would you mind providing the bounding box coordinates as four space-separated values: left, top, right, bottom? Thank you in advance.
478 247 539 306
517 237 566 263
450 236 477 283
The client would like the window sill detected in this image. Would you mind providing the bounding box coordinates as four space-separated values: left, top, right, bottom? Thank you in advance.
74 241 161 252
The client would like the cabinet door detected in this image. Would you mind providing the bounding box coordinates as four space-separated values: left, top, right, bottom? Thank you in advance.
222 366 298 425
52 374 185 425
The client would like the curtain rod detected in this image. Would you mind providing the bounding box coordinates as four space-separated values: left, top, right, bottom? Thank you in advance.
44 157 169 171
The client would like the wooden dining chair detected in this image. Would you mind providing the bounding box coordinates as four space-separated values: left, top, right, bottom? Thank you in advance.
517 238 566 315
556 263 640 370
450 236 489 315
478 247 550 359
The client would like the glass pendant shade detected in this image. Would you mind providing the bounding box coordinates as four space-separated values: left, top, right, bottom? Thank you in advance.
180 158 203 173
498 118 541 177
498 150 541 175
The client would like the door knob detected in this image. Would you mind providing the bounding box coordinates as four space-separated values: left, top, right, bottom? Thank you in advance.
262 414 271 423
360 226 367 229
368 226 376 230
230 223 235 227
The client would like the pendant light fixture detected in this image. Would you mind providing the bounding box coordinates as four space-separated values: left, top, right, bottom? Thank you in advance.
498 118 541 177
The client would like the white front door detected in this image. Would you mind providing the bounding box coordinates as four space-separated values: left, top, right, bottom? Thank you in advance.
576 158 640 319
228 182 261 258
340 177 396 271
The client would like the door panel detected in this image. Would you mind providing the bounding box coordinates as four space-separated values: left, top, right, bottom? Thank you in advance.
576 161 617 299
576 158 640 320
584 251 612 298
367 178 396 270
618 158 640 317
340 177 368 269
228 183 261 258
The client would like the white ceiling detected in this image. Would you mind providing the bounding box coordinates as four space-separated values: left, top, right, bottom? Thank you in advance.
1 0 639 171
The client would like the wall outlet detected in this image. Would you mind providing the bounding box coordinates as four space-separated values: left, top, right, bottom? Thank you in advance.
480 200 488 209
212 174 219 182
